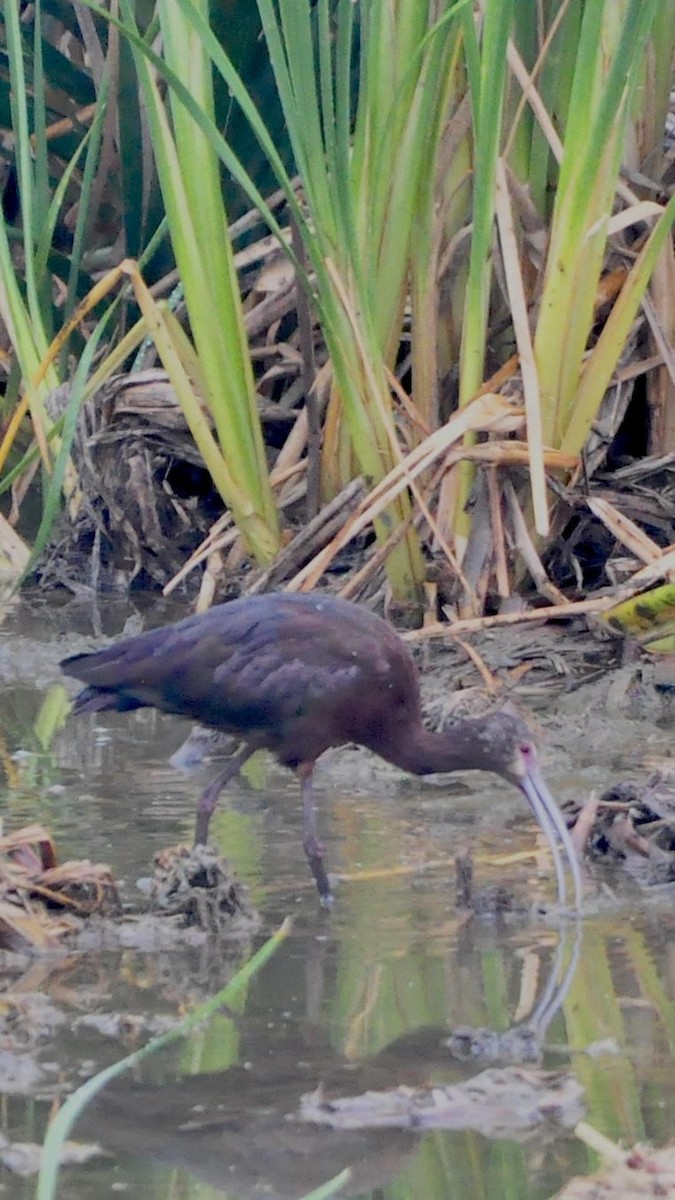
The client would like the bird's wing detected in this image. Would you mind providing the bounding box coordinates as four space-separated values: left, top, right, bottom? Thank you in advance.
61 598 415 738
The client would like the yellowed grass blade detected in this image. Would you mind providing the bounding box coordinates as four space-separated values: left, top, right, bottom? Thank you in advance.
0 511 30 580
495 158 548 535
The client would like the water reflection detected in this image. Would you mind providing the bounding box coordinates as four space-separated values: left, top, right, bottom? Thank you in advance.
78 1016 582 1199
71 923 583 1199
3 600 675 1199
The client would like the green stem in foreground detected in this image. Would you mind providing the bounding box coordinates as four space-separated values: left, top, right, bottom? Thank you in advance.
36 919 292 1200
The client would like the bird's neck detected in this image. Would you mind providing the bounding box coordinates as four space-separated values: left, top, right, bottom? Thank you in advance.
378 719 496 778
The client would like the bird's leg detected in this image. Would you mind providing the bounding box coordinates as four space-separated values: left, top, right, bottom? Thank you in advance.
194 744 256 845
298 763 333 904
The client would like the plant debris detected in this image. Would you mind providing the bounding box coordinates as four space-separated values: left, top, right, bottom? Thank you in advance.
559 1124 675 1198
299 1066 584 1135
572 768 675 886
0 1133 104 1177
149 843 259 933
0 825 120 951
0 824 260 950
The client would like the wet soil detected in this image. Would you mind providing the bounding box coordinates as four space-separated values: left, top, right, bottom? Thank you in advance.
1 595 675 1200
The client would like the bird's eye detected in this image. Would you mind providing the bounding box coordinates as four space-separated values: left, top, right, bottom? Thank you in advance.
519 742 533 758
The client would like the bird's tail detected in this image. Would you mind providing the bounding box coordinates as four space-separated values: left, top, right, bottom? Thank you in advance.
69 686 144 716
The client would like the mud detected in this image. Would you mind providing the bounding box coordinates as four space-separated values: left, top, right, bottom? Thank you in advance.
1 598 675 1200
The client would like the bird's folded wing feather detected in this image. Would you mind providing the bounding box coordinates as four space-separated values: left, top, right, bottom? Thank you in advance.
61 602 406 734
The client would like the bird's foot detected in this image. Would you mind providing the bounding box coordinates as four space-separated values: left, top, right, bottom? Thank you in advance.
310 859 334 906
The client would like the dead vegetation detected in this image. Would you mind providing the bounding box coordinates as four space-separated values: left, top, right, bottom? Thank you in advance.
573 765 675 887
150 843 259 934
35 145 675 626
0 826 257 952
559 1124 675 1199
0 824 119 951
300 1066 583 1135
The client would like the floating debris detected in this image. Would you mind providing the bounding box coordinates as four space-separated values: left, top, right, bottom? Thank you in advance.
560 1123 675 1198
300 1066 584 1135
0 1133 104 1177
574 770 675 886
150 843 259 934
0 825 120 951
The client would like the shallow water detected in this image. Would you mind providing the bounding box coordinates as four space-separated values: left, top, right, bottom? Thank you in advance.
1 596 675 1199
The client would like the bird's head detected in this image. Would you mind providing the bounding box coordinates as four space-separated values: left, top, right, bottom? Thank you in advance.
455 707 540 786
466 708 582 909
489 711 542 788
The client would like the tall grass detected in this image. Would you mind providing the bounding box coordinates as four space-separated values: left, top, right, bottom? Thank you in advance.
0 0 673 608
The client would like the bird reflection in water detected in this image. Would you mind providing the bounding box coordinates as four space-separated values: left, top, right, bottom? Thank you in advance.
79 959 582 1200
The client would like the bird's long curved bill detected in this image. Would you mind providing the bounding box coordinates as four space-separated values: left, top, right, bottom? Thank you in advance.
520 768 583 910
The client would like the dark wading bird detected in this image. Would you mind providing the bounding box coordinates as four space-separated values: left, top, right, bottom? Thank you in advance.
61 592 582 908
